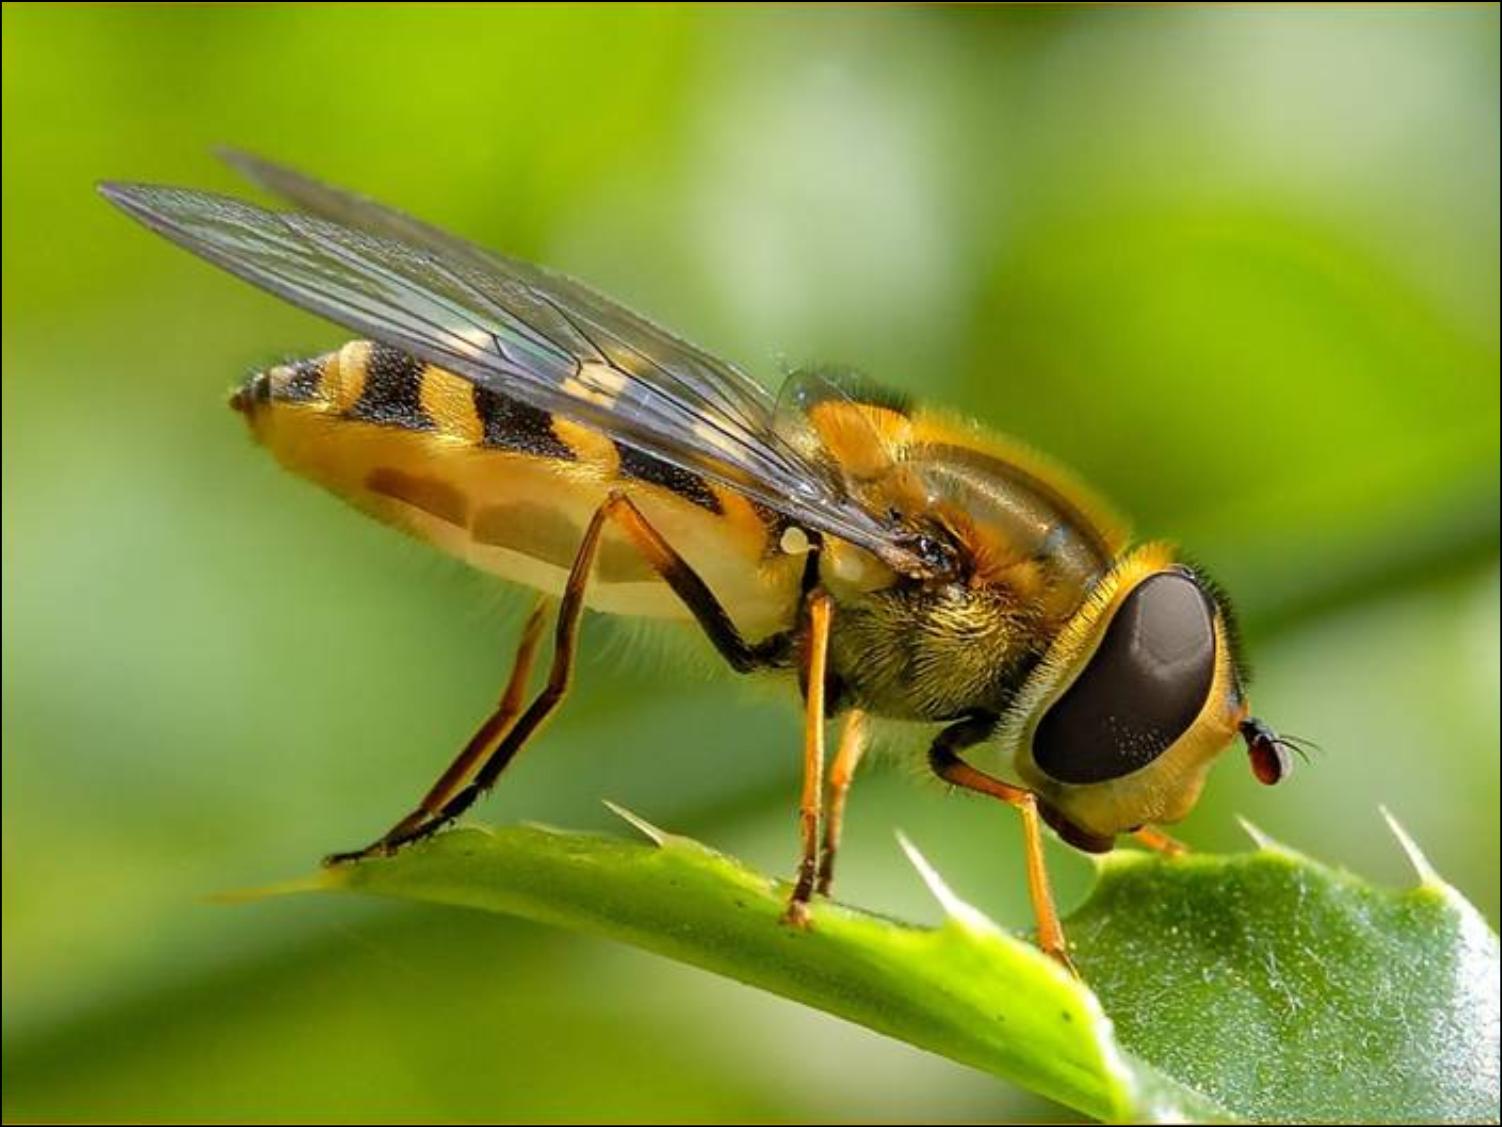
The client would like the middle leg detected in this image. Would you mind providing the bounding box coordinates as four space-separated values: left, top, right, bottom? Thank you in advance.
816 709 867 897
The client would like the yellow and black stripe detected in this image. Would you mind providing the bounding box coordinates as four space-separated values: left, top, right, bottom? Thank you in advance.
241 342 733 507
231 341 804 640
473 385 575 462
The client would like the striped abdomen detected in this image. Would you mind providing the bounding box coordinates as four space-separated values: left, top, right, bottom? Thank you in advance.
232 341 803 641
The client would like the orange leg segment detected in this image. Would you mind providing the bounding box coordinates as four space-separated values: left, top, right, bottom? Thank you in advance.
816 709 867 897
928 718 1075 973
783 591 833 927
1133 825 1188 857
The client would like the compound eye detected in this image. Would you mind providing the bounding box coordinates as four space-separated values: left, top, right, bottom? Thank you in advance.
1034 571 1216 784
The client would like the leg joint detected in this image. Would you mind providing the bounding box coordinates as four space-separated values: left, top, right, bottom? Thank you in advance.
601 491 789 674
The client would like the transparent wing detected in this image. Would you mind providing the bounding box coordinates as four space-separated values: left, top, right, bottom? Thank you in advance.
217 148 772 439
99 168 927 573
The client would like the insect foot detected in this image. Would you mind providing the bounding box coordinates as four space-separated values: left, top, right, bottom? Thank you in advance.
780 896 813 930
322 842 394 867
1048 946 1080 979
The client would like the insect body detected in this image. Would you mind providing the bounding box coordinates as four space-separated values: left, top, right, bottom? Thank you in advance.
101 153 1294 965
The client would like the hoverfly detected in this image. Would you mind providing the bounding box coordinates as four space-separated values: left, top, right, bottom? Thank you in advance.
100 152 1296 967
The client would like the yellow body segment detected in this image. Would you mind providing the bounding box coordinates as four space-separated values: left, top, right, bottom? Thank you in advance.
240 342 805 644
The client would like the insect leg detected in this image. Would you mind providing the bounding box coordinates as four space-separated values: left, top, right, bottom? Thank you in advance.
325 598 550 864
369 492 794 855
612 492 825 923
601 493 789 672
928 717 1076 974
369 501 615 853
1132 826 1188 856
815 709 867 897
783 591 834 928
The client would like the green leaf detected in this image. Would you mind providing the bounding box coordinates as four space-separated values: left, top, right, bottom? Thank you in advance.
280 814 1498 1123
1071 822 1502 1123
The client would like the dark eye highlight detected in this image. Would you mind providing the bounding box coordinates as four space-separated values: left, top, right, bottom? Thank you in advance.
1034 571 1216 784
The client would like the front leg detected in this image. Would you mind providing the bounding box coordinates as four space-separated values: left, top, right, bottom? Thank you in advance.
928 715 1076 974
1133 825 1188 856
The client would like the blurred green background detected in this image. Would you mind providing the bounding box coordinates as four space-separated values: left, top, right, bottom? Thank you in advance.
3 4 1497 1122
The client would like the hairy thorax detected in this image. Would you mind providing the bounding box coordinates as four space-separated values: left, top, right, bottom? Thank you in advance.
827 580 1055 722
